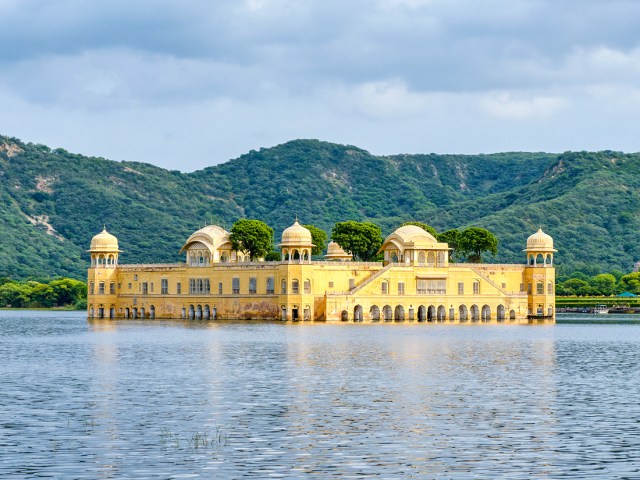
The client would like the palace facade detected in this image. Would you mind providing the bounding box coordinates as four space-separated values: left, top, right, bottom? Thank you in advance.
87 221 556 323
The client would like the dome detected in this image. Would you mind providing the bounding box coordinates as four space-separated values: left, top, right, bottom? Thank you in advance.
180 225 230 254
525 229 557 252
89 228 121 252
279 219 313 247
391 225 438 244
325 241 352 260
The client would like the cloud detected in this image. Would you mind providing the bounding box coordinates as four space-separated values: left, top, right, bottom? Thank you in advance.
480 92 568 120
1 0 640 169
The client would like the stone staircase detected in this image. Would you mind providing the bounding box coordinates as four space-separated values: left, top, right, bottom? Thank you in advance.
349 263 394 295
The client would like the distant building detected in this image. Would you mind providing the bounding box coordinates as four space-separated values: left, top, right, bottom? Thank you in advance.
634 261 640 273
87 222 556 323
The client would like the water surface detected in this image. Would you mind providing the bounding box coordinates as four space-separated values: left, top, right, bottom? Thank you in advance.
1 311 639 478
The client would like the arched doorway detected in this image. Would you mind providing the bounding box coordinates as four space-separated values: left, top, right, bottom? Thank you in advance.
204 305 210 320
188 305 195 319
196 305 202 319
110 306 115 319
427 305 436 322
140 307 145 319
125 307 130 319
497 305 505 322
418 305 426 322
370 305 380 322
510 309 516 321
481 305 491 322
394 305 405 322
341 310 348 322
459 305 468 322
383 305 392 322
354 305 363 322
437 305 446 322
304 306 311 321
470 305 479 322
149 305 155 319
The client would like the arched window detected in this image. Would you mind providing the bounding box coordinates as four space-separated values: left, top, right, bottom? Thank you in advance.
90 282 94 294
427 251 435 265
548 281 554 294
98 282 105 294
418 251 426 264
292 279 299 294
281 279 287 294
304 279 311 294
536 282 544 294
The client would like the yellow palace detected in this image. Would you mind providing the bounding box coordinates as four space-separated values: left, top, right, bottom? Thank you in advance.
87 221 556 323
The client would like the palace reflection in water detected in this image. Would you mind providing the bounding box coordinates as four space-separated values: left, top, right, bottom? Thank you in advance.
2 312 640 478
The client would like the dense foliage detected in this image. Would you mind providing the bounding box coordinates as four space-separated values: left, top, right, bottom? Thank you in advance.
2 136 640 279
331 221 383 261
0 277 86 308
457 227 499 263
556 270 640 296
229 219 274 261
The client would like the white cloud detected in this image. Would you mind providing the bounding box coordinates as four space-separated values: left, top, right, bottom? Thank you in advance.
480 92 568 120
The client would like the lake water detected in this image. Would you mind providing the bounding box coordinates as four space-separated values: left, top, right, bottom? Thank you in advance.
1 311 640 479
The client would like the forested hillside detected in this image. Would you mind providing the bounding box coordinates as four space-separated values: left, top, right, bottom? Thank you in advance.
0 136 637 280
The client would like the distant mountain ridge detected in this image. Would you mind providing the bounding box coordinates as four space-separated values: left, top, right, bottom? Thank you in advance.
0 136 637 280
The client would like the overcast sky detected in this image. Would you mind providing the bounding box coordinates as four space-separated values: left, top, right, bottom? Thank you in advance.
1 0 639 171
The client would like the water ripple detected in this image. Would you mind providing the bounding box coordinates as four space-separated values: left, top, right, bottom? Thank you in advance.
1 312 640 478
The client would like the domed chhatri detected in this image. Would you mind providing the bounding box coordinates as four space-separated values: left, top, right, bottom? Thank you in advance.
89 228 121 252
324 241 352 261
88 228 121 269
524 228 556 268
278 219 314 263
279 219 313 246
525 228 557 253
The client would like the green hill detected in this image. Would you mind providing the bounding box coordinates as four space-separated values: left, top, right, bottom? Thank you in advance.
0 136 637 280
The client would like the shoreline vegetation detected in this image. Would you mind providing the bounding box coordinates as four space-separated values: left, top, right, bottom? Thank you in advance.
0 277 86 310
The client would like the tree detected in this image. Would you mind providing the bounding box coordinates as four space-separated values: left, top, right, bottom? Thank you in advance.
458 227 498 263
229 219 274 261
401 221 437 238
303 224 327 256
618 272 640 295
589 273 616 296
561 278 589 296
331 221 383 261
265 250 282 261
437 229 460 262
